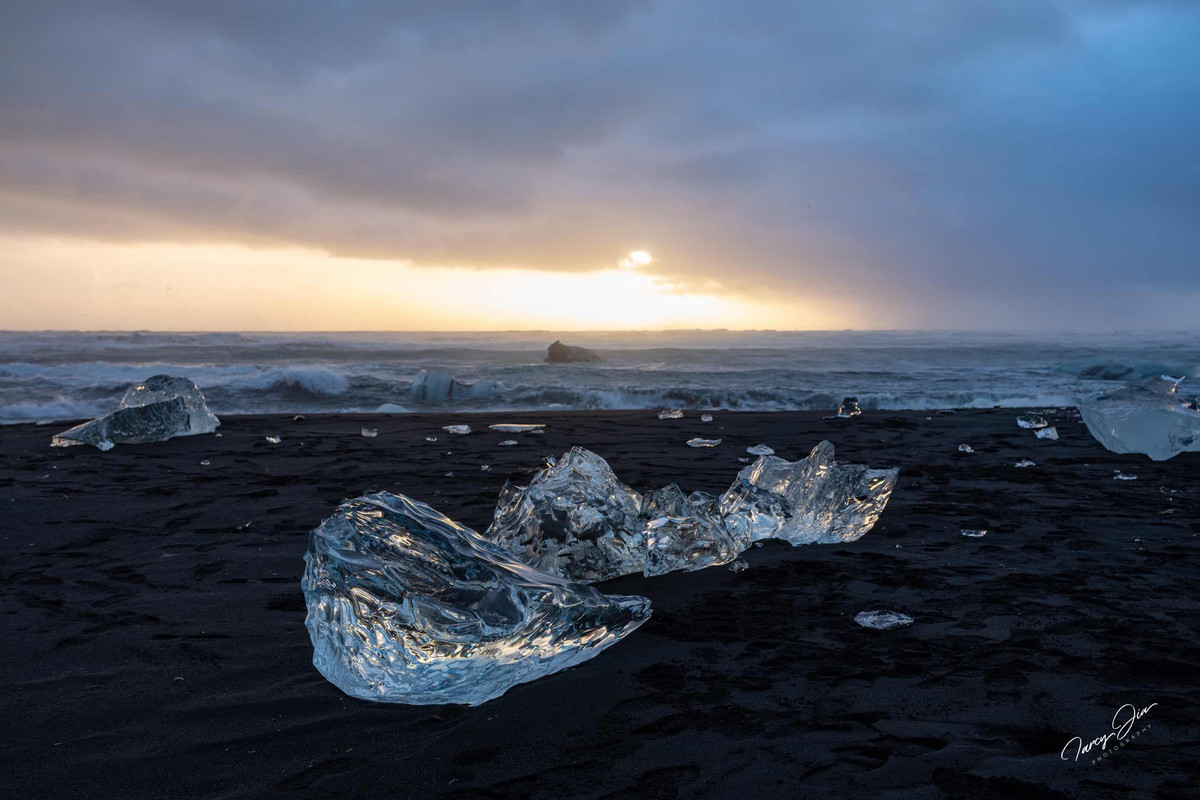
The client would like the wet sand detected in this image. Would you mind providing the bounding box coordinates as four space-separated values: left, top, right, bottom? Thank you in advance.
1 409 1197 798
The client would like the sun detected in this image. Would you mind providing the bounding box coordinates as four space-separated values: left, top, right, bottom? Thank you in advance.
618 250 653 269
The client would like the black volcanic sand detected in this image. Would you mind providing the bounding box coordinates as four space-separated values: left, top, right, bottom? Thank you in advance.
1 410 1198 799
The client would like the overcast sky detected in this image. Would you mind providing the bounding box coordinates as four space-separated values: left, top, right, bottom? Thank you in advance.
1 1 1197 330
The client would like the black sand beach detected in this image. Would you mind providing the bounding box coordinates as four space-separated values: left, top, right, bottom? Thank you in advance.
1 409 1197 799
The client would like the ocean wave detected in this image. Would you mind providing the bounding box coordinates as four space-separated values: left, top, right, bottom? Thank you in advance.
235 367 350 396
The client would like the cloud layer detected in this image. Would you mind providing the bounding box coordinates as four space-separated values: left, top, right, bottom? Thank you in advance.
1 0 1197 327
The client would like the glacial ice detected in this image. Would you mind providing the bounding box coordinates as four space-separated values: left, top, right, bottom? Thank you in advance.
51 375 220 451
1017 414 1048 429
658 409 684 420
960 529 987 538
836 397 863 418
410 369 497 403
686 437 722 448
303 492 650 705
1077 376 1200 461
361 427 378 438
701 414 714 423
854 610 913 630
487 443 898 582
498 440 518 447
443 425 472 435
488 424 545 433
728 558 749 573
266 436 281 444
726 442 900 546
1015 459 1036 468
746 444 775 456
641 485 749 576
1034 427 1059 440
958 444 975 453
487 447 646 583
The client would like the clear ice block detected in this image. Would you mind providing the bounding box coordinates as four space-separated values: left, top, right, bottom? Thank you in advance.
1078 376 1200 461
641 485 749 576
486 447 646 582
51 375 219 450
303 491 650 706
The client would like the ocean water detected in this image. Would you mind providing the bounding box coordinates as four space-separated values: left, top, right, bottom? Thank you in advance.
0 330 1196 424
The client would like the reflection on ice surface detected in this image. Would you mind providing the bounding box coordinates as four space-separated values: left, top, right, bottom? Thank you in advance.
303 492 650 706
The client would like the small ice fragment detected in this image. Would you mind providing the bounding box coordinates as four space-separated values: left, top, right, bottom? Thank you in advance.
1015 459 1036 468
361 427 378 438
302 491 650 705
701 414 714 423
236 521 252 530
960 529 988 538
481 465 491 471
425 436 438 442
266 436 281 444
200 460 211 466
1034 427 1059 440
728 558 749 573
214 432 223 438
738 457 750 463
854 610 913 630
443 425 472 435
746 444 775 456
488 424 545 433
445 472 454 477
1113 472 1138 481
293 415 306 421
958 444 975 453
686 438 722 448
498 440 518 447
1016 414 1048 429
836 397 862 418
657 409 684 420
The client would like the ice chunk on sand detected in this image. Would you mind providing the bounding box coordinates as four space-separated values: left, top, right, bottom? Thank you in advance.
1077 376 1200 461
1015 459 1036 468
361 427 378 438
836 397 862 418
728 558 749 573
443 425 472 435
488 424 545 433
1113 472 1138 481
960 529 988 538
51 375 220 451
498 440 518 447
686 437 721 448
727 442 899 546
854 610 913 630
958 444 975 453
641 485 749 576
266 436 281 444
1017 414 1048 429
746 444 775 456
701 414 714 423
488 443 898 582
303 492 649 705
657 409 684 420
1035 427 1059 440
487 447 645 582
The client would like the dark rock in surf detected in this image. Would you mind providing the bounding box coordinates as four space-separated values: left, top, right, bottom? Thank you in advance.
546 341 601 364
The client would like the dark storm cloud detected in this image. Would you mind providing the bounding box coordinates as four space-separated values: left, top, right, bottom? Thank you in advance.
1 0 1197 325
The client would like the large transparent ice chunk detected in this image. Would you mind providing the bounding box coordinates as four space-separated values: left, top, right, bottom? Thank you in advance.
727 442 899 545
51 375 219 450
641 485 749 576
486 447 645 583
1078 376 1200 461
303 491 650 706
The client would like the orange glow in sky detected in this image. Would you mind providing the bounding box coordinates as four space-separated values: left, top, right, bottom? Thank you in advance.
0 237 843 331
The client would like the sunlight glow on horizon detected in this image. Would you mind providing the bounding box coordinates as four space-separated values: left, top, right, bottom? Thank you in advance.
0 237 840 331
